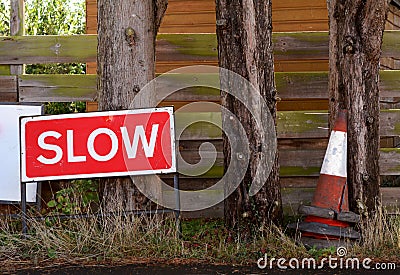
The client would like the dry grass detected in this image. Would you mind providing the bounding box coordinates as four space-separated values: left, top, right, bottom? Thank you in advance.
1 204 400 270
351 206 400 260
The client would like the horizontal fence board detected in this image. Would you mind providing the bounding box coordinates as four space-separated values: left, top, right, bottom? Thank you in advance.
176 110 400 140
162 187 400 216
177 144 400 177
161 173 320 188
380 148 400 175
0 35 98 64
1 31 400 64
15 71 400 102
281 187 400 215
18 74 97 102
14 74 400 138
177 139 400 178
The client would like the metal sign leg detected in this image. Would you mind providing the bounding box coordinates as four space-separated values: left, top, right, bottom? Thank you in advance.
21 181 28 237
173 173 181 238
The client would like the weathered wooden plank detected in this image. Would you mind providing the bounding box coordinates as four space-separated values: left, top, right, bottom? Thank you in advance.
17 71 400 104
18 74 97 102
381 109 400 138
0 65 11 75
2 31 400 64
0 35 98 64
156 31 400 62
17 71 400 102
162 187 400 216
277 111 328 138
157 70 398 109
176 110 400 140
283 187 400 216
279 149 324 176
16 74 400 137
276 71 400 99
176 141 400 178
162 173 318 188
158 71 400 100
379 70 400 97
280 177 319 188
280 110 400 138
175 112 220 141
278 138 328 150
380 148 400 176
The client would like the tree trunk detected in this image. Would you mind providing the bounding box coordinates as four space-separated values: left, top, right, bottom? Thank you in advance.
97 0 167 211
327 0 390 215
216 0 282 232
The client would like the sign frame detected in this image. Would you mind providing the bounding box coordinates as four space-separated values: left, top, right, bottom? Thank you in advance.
20 107 176 182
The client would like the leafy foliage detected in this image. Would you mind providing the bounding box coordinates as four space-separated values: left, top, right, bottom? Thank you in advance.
25 0 85 35
0 1 9 35
0 0 86 75
44 101 86 115
46 179 99 215
0 0 85 36
25 63 85 75
29 0 85 113
23 0 86 75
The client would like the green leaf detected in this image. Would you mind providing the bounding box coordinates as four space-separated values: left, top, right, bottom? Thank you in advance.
47 200 56 208
47 248 57 259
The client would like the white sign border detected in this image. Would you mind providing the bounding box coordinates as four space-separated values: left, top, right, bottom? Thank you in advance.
21 107 176 182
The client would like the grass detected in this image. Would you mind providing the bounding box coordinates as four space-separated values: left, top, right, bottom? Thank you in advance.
352 207 400 261
0 209 307 271
1 199 400 271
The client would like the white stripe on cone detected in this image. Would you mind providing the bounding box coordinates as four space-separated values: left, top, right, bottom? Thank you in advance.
320 130 347 178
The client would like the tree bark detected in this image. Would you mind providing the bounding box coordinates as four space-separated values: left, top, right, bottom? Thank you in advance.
97 0 167 211
216 0 282 232
327 0 390 214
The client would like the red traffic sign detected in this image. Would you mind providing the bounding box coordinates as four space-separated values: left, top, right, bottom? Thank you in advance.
21 107 176 182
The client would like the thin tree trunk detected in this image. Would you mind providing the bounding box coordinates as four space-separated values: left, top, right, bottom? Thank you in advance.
216 0 282 232
97 0 167 211
327 0 390 214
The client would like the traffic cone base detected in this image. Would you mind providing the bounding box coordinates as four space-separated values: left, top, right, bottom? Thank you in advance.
301 232 340 240
305 215 349 228
296 221 360 239
298 205 335 219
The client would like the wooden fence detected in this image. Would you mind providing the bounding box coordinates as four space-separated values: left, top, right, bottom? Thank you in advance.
0 0 400 217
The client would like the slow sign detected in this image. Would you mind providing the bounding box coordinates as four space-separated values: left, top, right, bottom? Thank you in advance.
21 107 175 182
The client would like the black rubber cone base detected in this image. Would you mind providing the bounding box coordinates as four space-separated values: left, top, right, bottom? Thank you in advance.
290 221 360 239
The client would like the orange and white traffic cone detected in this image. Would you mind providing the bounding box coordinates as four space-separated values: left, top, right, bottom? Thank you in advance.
289 109 360 246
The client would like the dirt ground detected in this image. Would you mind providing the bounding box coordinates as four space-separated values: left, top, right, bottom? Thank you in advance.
6 262 398 275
